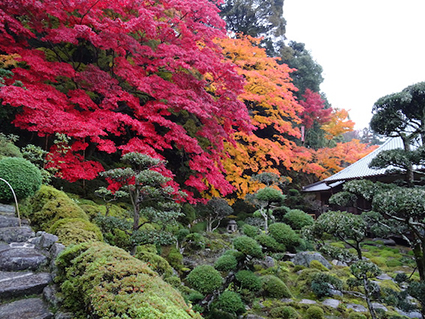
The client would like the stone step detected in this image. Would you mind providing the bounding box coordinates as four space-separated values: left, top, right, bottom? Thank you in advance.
0 204 15 216
0 247 48 271
0 226 34 243
0 271 52 301
0 297 53 319
0 215 28 228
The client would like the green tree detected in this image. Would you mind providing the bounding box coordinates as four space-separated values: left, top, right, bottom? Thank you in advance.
99 152 183 253
197 197 233 232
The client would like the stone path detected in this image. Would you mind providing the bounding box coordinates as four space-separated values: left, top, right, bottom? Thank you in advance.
0 204 67 319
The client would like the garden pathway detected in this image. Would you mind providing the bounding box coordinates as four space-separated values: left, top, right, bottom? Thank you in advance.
0 204 66 319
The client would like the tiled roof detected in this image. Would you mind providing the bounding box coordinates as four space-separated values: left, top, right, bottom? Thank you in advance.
324 137 405 182
303 136 418 192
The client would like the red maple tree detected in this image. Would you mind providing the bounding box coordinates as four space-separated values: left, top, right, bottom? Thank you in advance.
0 0 252 199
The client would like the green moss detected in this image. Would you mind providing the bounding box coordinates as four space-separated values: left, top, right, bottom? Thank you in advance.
186 265 222 295
215 291 245 315
0 142 22 159
386 258 402 268
305 306 325 319
56 242 201 319
370 256 387 268
134 246 174 279
309 260 329 271
214 254 238 272
270 306 300 319
49 218 103 246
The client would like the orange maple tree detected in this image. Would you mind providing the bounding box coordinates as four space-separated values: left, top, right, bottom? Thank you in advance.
322 108 355 140
214 36 308 198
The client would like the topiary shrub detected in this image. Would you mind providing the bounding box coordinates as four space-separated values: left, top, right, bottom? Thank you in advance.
310 272 343 298
186 265 222 295
214 254 238 272
242 224 259 238
255 233 285 252
282 209 314 230
232 236 263 258
0 157 42 203
260 275 292 298
56 242 201 318
305 306 325 319
0 142 22 159
270 306 300 319
268 223 300 252
235 270 261 292
49 218 103 246
215 291 245 315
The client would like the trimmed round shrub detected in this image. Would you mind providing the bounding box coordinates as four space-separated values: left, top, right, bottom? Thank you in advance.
242 224 259 238
260 275 292 298
305 306 325 319
55 242 201 319
0 142 22 159
310 272 343 298
49 218 103 246
215 291 245 315
282 209 314 230
214 254 238 272
232 236 263 258
0 157 42 203
186 265 222 295
235 270 261 291
255 234 285 252
270 306 300 319
268 223 300 252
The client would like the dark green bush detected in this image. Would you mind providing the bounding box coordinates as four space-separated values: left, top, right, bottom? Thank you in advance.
282 209 314 230
186 265 222 295
55 242 201 318
49 218 103 246
255 233 285 252
185 232 206 250
260 275 292 298
166 246 184 270
235 270 261 291
214 254 238 272
270 306 300 319
232 236 263 258
305 306 325 319
268 223 301 252
215 291 245 315
310 272 343 298
0 157 42 203
0 142 22 159
242 224 259 238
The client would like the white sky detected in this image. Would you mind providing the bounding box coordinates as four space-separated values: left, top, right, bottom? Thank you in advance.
283 0 425 130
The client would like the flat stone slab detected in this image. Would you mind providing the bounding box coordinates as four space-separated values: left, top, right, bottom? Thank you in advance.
0 297 53 319
0 215 25 228
0 248 47 271
0 271 52 300
322 299 341 308
299 299 317 304
0 204 15 215
346 303 368 312
0 226 34 243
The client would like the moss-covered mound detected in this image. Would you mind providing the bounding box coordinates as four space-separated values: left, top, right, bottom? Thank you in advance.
56 242 201 319
21 185 88 231
49 218 103 246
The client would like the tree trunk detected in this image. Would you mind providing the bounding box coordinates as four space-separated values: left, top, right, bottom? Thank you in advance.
363 276 378 319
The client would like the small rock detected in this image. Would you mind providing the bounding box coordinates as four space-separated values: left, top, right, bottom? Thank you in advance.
299 299 317 304
329 288 343 297
280 298 293 303
371 303 387 312
55 313 75 319
331 259 348 267
346 303 367 312
376 273 393 280
0 204 15 214
245 315 266 319
292 251 332 269
322 299 340 308
36 232 59 250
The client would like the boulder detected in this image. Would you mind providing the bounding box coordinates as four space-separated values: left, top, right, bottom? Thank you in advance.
346 303 367 312
292 251 332 269
322 299 340 308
